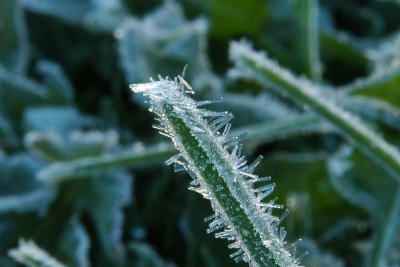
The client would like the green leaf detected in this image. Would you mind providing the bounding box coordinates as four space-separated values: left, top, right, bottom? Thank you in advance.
0 113 18 149
327 147 400 266
77 170 132 262
22 0 126 32
0 154 56 216
67 130 118 159
117 0 221 104
229 41 400 184
35 60 74 104
56 216 90 267
23 106 92 136
0 0 29 74
292 0 321 80
24 132 67 162
9 239 66 267
341 63 400 109
128 241 176 267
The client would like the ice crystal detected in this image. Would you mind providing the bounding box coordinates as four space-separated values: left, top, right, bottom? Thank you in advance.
130 75 299 266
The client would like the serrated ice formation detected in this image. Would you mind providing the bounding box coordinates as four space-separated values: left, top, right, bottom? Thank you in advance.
130 75 300 266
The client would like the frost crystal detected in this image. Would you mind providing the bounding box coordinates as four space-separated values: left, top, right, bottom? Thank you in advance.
130 75 300 266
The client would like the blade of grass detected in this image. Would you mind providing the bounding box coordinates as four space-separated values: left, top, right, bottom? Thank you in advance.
292 0 321 80
39 114 332 183
230 41 400 182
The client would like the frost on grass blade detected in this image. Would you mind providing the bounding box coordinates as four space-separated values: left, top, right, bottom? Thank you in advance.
9 239 66 267
130 76 299 266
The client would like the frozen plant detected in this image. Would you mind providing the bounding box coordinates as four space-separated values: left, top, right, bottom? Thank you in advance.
130 72 304 266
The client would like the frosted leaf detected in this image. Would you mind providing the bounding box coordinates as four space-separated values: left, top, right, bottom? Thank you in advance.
118 1 221 105
0 154 56 216
128 241 177 267
77 170 132 261
131 75 299 266
0 65 47 98
9 239 66 267
35 60 75 102
68 130 118 158
57 216 90 267
0 0 30 74
24 131 67 161
0 188 57 216
22 0 126 32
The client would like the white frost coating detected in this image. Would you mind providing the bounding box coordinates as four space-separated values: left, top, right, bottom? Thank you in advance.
130 76 300 266
229 40 400 182
340 63 400 94
9 239 66 267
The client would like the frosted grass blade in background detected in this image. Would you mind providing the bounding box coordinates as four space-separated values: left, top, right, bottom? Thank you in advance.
229 41 400 183
0 0 30 74
292 0 321 80
38 115 333 183
9 239 66 267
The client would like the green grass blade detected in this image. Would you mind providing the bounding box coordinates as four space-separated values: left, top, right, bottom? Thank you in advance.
229 41 400 182
292 0 321 80
39 115 331 184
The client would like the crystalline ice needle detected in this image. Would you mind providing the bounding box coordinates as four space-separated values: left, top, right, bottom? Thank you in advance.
130 75 299 266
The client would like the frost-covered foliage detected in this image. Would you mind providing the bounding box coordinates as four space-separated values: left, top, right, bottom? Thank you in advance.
131 77 302 266
9 239 66 267
2 0 400 266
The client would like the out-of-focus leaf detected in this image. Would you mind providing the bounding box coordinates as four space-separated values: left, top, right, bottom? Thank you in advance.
203 0 267 37
291 0 321 80
327 146 400 266
22 0 126 33
9 239 66 267
0 66 47 98
128 241 176 267
257 152 358 238
36 60 75 104
0 113 18 149
23 106 93 136
25 132 67 162
56 216 90 267
22 0 91 26
77 170 132 262
328 146 396 219
0 154 56 216
0 188 57 216
68 130 118 158
0 0 29 74
341 63 400 109
117 0 221 105
220 92 298 126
